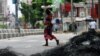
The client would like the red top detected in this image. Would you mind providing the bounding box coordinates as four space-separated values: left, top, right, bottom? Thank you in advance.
44 15 52 25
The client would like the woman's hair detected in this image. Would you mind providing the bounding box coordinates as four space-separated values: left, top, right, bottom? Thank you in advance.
45 9 52 15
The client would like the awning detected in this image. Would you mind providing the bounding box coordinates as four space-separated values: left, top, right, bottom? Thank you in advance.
75 17 86 21
63 17 86 23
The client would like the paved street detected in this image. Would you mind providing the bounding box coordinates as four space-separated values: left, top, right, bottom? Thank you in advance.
0 33 76 56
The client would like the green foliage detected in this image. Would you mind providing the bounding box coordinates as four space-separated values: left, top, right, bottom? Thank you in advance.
47 0 52 4
20 2 37 27
20 2 29 23
0 24 7 29
20 0 52 28
19 15 25 22
31 0 52 26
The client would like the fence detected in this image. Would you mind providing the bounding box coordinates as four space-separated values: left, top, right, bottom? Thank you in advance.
0 29 44 39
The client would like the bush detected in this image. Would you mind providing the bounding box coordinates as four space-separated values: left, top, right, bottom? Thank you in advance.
0 24 7 29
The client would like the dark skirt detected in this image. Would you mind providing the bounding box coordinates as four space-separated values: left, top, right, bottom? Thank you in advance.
44 25 56 40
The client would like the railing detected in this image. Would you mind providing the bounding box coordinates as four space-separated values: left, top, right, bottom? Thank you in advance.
0 29 44 39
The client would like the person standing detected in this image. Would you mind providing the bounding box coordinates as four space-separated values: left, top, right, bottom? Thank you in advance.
52 18 60 32
55 18 60 32
69 22 77 34
88 19 97 35
43 9 59 46
73 22 77 34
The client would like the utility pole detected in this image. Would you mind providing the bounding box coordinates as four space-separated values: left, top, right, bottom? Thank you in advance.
15 0 18 28
15 0 20 33
71 0 74 22
43 0 46 22
71 0 75 32
98 0 100 29
60 2 63 31
15 0 18 20
91 0 94 19
12 0 20 32
92 0 94 8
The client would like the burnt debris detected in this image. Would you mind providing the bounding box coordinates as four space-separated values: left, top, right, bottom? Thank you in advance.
31 31 100 56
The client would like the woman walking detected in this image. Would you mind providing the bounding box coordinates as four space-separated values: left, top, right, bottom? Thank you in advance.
43 9 59 46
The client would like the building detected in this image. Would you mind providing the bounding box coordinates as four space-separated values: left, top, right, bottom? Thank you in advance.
0 0 8 20
85 0 98 19
85 0 100 29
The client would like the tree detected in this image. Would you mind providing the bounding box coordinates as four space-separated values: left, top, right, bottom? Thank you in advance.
31 0 52 27
20 0 66 28
31 1 44 28
20 2 30 28
20 2 41 28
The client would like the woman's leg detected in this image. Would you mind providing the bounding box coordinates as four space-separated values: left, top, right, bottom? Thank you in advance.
43 39 48 46
49 26 59 45
50 34 59 45
43 27 49 46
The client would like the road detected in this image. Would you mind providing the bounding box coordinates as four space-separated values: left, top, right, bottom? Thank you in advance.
0 33 76 56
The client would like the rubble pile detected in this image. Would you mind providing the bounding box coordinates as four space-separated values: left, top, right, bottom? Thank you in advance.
0 48 17 56
31 31 100 56
0 48 24 56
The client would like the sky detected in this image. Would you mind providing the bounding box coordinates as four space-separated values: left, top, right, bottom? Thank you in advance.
7 0 22 17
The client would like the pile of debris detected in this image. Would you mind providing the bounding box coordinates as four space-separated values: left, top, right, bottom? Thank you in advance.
31 31 100 56
0 47 24 56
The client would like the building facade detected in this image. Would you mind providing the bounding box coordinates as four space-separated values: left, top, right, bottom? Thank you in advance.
0 0 7 20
